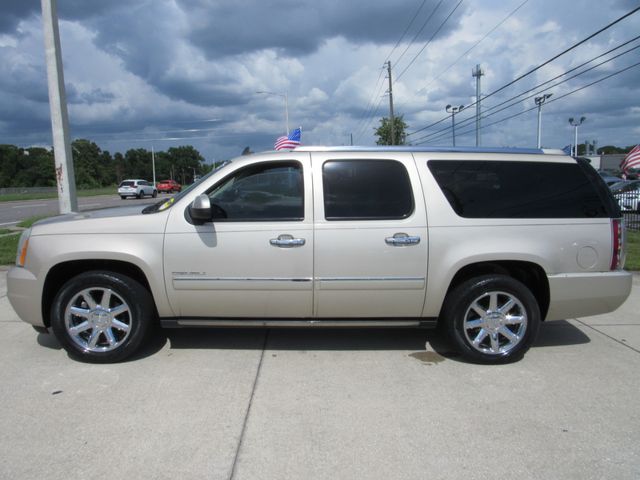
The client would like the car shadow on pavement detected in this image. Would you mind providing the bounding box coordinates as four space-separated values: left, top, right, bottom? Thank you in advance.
533 319 591 348
163 320 590 352
34 319 592 363
165 327 432 352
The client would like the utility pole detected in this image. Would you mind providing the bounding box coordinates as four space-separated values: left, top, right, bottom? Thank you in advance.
472 64 484 147
41 0 77 213
386 61 395 146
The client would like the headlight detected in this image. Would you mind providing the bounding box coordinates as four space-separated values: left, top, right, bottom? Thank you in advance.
15 228 31 267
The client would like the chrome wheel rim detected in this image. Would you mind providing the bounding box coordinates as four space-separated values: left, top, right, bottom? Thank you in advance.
463 291 528 356
64 287 132 352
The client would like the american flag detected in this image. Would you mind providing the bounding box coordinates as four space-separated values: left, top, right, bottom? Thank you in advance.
274 128 301 150
621 144 640 173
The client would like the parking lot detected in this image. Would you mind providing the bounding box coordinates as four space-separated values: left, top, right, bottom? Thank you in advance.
0 268 638 480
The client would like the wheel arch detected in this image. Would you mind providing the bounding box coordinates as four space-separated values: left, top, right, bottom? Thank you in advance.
442 260 550 321
42 260 157 328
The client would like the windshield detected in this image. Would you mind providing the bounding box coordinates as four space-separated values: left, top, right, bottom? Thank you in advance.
142 161 232 214
119 181 135 187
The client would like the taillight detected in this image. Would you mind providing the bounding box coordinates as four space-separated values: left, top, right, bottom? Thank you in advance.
610 218 626 270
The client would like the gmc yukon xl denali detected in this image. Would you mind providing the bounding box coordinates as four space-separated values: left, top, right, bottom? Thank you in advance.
7 146 632 363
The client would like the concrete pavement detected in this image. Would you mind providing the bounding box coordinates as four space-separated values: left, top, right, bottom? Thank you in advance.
0 267 638 479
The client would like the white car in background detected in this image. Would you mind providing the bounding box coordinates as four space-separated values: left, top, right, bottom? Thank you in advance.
118 179 157 199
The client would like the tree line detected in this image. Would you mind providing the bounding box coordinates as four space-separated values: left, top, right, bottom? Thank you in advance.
0 140 212 189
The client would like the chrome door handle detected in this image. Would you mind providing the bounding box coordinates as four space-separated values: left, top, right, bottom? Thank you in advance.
270 234 306 248
385 233 421 246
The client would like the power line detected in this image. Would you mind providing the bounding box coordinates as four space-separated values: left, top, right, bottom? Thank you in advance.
394 0 465 83
422 0 529 91
391 0 445 69
407 5 640 135
356 0 441 143
411 40 640 143
414 60 640 145
354 69 388 142
472 5 640 106
383 0 428 64
356 96 386 142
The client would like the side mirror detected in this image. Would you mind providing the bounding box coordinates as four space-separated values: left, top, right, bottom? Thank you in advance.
189 194 212 224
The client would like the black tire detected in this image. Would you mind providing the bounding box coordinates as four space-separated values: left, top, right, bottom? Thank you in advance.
136 191 142 199
441 274 540 364
120 195 126 200
50 271 155 363
152 189 158 198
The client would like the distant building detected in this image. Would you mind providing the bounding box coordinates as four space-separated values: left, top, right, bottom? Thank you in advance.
600 154 625 172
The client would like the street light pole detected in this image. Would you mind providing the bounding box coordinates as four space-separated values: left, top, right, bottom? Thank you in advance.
445 104 464 147
151 145 156 186
257 91 289 135
568 116 586 156
534 93 552 149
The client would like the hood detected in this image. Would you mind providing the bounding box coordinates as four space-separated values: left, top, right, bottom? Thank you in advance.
31 204 169 235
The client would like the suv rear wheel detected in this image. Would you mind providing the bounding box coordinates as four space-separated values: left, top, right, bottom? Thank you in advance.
442 274 540 364
50 271 154 363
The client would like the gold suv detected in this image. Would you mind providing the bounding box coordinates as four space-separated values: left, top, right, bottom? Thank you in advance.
8 146 632 363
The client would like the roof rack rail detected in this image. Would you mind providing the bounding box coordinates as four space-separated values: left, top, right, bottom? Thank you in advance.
293 145 567 155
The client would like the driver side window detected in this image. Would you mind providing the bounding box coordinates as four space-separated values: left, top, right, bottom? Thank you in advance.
207 161 304 221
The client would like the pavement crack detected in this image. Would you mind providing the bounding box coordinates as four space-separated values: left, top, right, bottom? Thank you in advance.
575 319 640 354
228 329 269 480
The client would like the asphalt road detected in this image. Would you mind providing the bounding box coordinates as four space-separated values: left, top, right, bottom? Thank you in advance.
0 269 638 480
0 194 167 226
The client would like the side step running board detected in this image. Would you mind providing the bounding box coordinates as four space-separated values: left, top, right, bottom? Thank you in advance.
160 318 437 328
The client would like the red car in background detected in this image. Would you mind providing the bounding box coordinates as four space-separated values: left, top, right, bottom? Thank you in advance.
156 179 182 193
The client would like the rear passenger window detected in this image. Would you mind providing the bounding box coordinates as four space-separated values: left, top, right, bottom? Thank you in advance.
323 160 413 220
428 160 610 218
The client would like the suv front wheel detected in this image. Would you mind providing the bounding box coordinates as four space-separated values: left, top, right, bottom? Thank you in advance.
50 271 154 363
442 274 541 364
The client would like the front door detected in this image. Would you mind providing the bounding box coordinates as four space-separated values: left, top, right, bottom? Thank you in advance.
164 155 313 318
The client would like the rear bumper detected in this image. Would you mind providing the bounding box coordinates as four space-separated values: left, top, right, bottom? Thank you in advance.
546 271 632 321
7 266 44 327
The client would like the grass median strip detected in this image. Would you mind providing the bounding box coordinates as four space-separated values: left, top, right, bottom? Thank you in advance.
0 233 20 265
0 215 53 265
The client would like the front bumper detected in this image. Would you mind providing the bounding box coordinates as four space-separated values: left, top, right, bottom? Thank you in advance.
546 271 633 321
7 266 44 327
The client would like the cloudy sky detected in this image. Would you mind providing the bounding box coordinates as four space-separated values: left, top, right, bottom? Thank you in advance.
1 0 639 162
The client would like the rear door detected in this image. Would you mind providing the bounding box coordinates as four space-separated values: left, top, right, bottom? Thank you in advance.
312 152 428 317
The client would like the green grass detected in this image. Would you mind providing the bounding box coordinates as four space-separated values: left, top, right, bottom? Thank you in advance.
0 229 11 235
0 187 116 203
626 230 640 271
0 233 20 265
